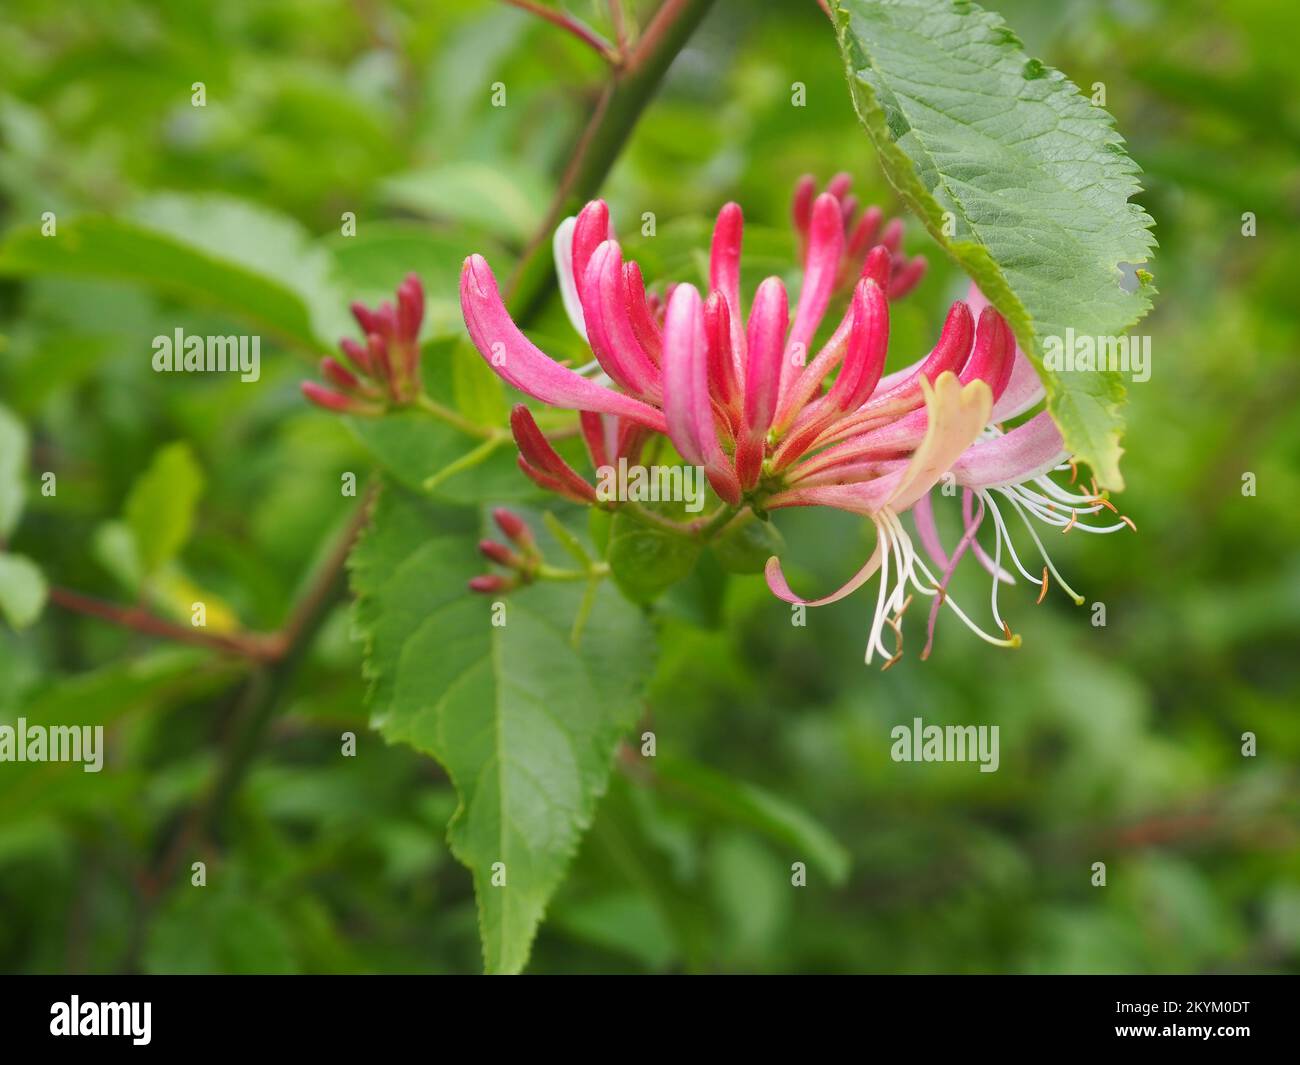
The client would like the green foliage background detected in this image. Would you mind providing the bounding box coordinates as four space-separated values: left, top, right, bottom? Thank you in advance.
1 0 1297 974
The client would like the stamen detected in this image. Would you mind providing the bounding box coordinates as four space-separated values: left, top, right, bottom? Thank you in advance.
996 490 1085 605
980 491 1041 584
1036 567 1049 604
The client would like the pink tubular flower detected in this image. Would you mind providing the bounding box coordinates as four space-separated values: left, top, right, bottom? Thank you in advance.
792 172 927 299
303 272 425 414
459 176 1131 666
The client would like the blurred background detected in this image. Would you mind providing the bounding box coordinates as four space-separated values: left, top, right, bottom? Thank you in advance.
0 0 1297 973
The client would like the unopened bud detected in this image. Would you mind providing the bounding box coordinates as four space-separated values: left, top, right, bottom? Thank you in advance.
492 508 534 549
479 539 523 568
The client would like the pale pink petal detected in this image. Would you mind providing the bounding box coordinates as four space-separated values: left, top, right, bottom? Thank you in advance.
764 541 883 606
911 491 948 569
952 410 1067 489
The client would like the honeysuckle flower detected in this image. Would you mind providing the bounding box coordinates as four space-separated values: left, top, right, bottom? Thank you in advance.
459 176 1130 666
905 284 1135 660
462 175 931 498
302 272 425 414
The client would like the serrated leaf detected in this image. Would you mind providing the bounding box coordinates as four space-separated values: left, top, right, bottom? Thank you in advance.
124 442 205 576
0 553 47 629
350 485 655 973
832 0 1157 488
0 403 28 539
607 512 701 605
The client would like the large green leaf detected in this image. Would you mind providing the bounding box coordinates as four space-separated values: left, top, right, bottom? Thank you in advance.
350 485 655 973
0 194 350 350
832 0 1157 488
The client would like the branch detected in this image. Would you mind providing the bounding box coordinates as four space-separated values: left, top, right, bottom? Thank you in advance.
504 0 620 64
48 586 283 662
135 489 376 909
506 0 719 319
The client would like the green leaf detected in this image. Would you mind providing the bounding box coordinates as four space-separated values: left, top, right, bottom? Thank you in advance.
654 754 851 886
450 339 509 428
92 520 145 594
0 403 28 539
124 442 205 576
0 553 47 629
350 485 655 973
607 512 701 605
0 194 350 350
346 412 532 505
710 515 785 575
832 0 1156 488
381 161 554 244
326 223 479 338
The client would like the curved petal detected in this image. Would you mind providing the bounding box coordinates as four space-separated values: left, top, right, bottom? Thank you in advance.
461 255 667 431
764 540 883 606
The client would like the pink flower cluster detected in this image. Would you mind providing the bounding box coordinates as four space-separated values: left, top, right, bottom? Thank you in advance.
303 272 425 414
